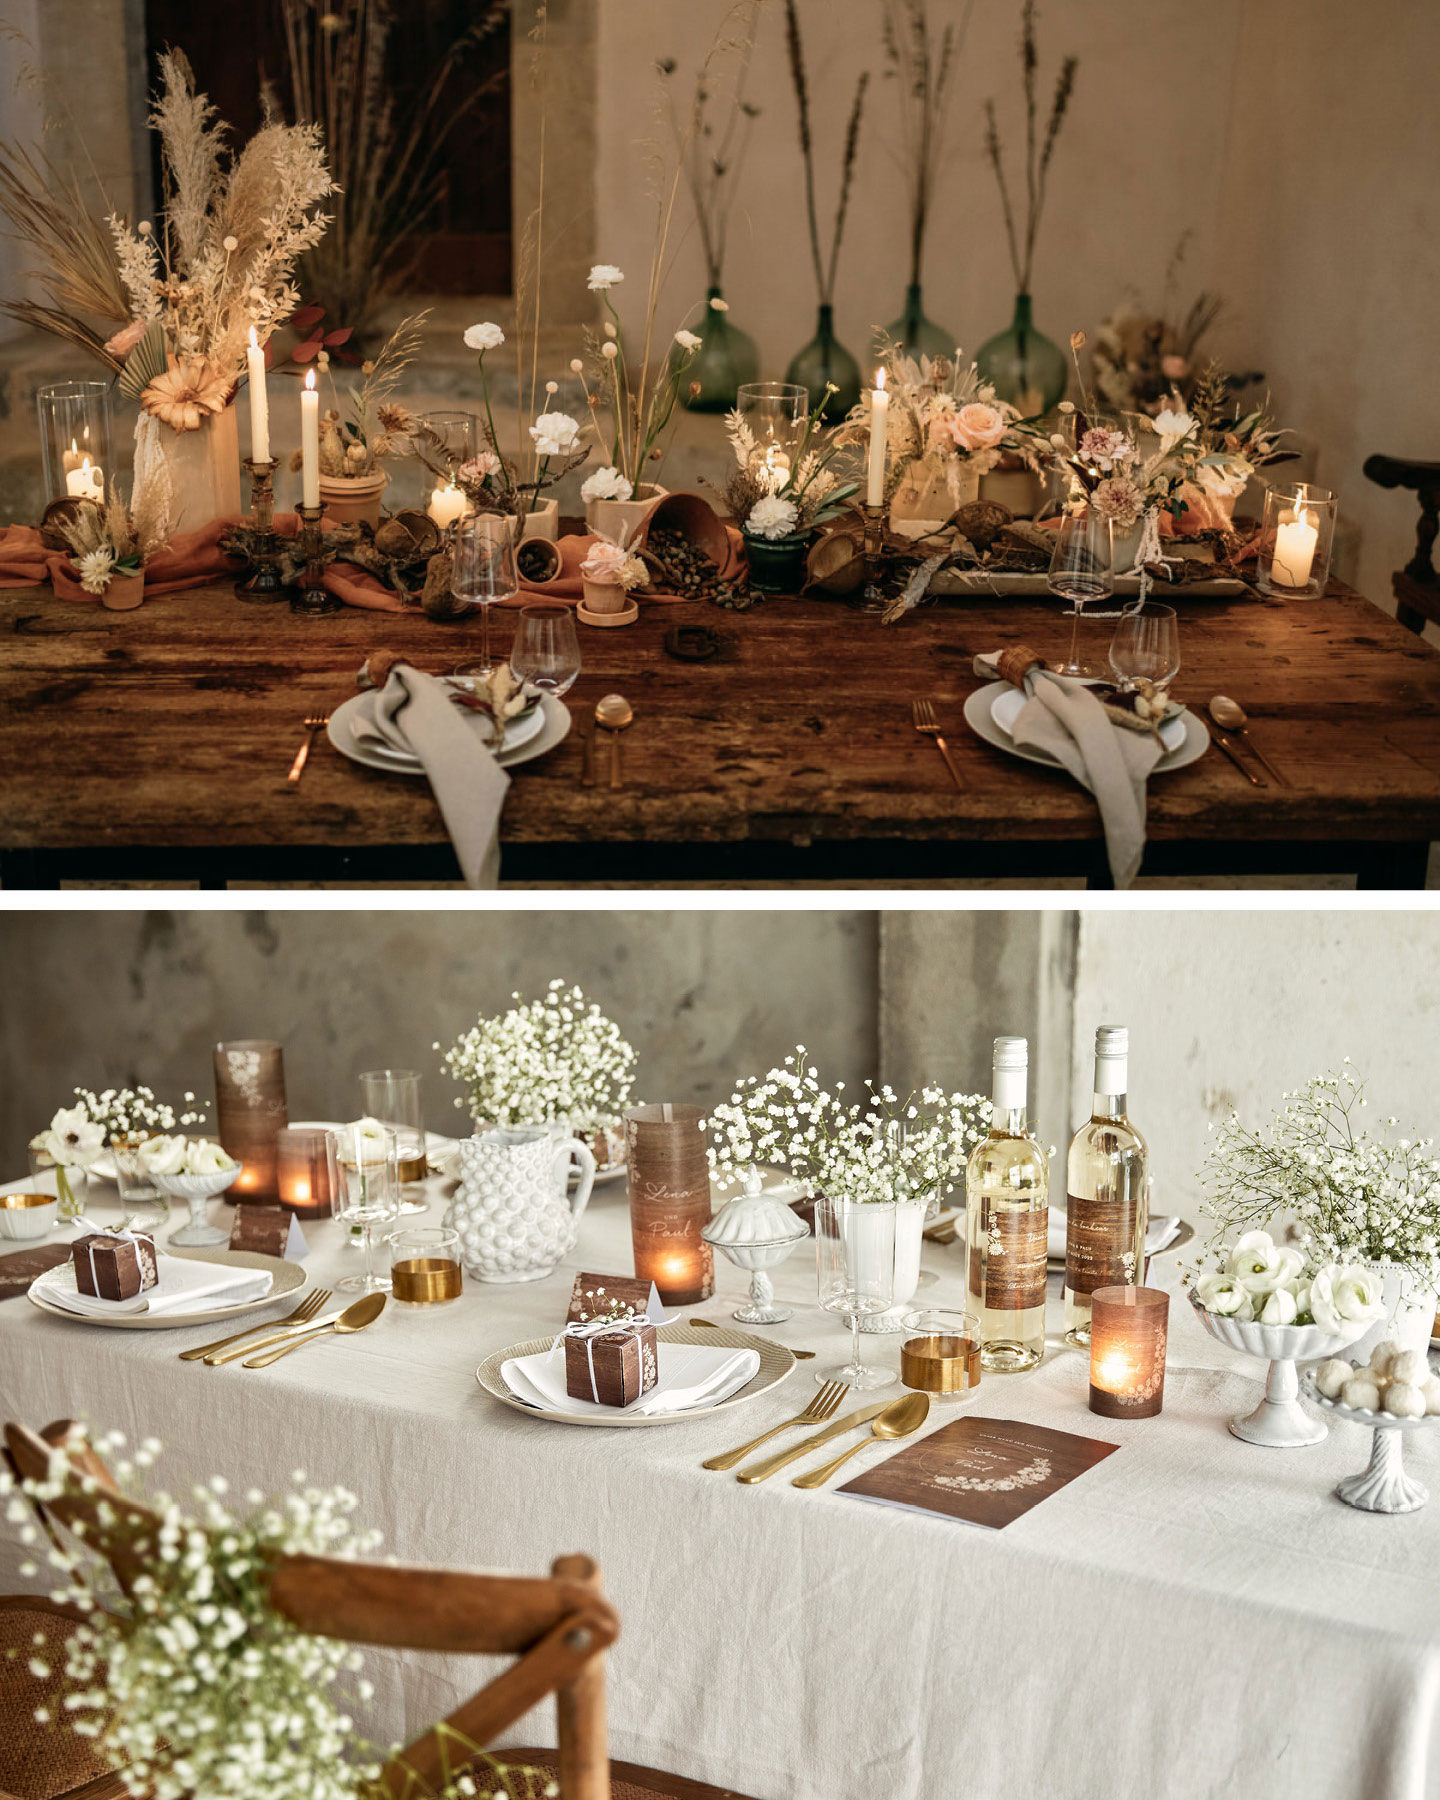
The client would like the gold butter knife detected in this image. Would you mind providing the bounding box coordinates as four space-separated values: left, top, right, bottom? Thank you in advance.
736 1402 891 1484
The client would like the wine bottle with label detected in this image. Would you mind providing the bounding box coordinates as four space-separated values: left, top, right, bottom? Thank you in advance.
966 1036 1049 1372
1063 1025 1148 1348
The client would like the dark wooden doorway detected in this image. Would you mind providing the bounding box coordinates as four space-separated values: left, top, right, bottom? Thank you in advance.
142 0 512 293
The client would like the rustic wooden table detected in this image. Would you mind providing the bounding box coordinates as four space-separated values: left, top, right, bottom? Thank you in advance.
2 574 1438 887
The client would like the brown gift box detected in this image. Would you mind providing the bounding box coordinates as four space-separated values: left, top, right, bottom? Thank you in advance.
563 1318 659 1408
71 1231 158 1301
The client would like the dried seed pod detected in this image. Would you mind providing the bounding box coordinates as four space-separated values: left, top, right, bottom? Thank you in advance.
949 500 1013 549
39 496 104 551
374 510 439 560
422 550 468 620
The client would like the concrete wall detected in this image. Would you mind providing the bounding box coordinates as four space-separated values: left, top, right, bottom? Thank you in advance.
0 910 879 1166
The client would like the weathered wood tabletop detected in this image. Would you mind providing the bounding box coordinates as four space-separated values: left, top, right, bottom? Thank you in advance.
2 572 1438 886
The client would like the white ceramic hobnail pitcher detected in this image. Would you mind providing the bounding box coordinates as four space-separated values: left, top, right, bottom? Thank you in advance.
447 1129 596 1283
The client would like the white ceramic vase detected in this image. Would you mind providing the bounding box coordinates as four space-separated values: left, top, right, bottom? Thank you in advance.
1347 1259 1437 1364
446 1128 596 1282
153 404 242 534
585 483 667 541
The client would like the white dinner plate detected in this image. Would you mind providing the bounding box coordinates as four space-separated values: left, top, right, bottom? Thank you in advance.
964 680 1209 777
26 1247 307 1330
328 690 570 776
477 1322 797 1427
991 685 1187 757
344 683 547 767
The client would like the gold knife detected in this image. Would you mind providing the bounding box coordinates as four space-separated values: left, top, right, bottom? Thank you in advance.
1212 731 1264 787
736 1402 891 1483
202 1311 343 1365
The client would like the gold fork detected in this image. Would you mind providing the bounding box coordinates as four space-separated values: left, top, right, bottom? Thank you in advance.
912 699 965 792
178 1288 331 1362
702 1379 850 1471
287 715 329 785
200 1291 339 1364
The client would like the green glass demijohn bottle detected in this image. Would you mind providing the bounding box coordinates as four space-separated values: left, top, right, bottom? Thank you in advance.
878 282 954 362
674 287 760 413
976 292 1067 417
784 303 861 424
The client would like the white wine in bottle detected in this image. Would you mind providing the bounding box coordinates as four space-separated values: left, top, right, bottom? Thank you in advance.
966 1036 1049 1373
1063 1025 1148 1348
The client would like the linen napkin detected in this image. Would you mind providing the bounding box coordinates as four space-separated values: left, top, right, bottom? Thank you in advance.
356 663 510 888
975 651 1164 888
32 1252 273 1317
501 1341 760 1417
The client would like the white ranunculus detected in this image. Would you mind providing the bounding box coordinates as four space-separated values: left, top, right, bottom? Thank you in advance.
463 322 505 352
673 328 702 352
42 1105 106 1169
587 264 624 292
1152 406 1196 446
1309 1263 1386 1335
186 1139 235 1175
529 411 582 458
747 495 800 541
1259 1285 1298 1325
1196 1272 1254 1319
581 466 633 505
348 1116 393 1166
139 1134 190 1175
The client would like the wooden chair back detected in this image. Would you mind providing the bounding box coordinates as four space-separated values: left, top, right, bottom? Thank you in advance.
1364 452 1440 635
5 1421 617 1800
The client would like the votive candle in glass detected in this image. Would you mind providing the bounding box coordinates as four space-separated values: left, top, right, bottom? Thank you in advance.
624 1103 714 1305
1255 483 1337 598
1088 1285 1169 1419
213 1040 289 1202
37 379 112 508
275 1127 338 1218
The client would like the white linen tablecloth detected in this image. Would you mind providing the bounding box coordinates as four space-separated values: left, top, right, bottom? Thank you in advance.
1 1172 1437 1800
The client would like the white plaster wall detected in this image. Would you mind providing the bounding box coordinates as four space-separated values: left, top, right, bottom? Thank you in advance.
1069 912 1440 1218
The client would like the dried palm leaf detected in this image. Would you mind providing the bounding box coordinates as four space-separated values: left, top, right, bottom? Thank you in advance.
116 320 169 402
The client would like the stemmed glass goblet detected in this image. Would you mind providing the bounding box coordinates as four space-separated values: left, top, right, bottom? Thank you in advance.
1047 508 1114 679
451 514 520 681
815 1195 897 1391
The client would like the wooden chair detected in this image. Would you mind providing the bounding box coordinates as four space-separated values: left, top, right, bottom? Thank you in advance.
1363 453 1440 634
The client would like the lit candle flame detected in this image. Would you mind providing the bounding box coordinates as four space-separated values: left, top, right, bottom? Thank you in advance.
305 368 316 392
875 367 887 394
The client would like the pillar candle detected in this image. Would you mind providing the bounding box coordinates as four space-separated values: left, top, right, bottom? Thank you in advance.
1272 507 1317 588
275 1127 337 1218
246 327 270 464
428 483 467 529
66 457 104 501
866 369 889 508
301 368 320 508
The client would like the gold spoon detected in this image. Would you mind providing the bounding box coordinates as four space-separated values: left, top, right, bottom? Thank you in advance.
1208 696 1285 786
791 1389 930 1488
241 1292 386 1367
595 693 634 791
689 1317 815 1359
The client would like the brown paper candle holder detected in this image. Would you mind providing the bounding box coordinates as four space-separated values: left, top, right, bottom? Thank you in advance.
624 1103 714 1306
213 1040 289 1203
1088 1285 1169 1419
275 1127 337 1218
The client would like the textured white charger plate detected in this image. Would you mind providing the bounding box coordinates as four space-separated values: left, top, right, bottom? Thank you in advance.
27 1248 306 1330
328 690 570 776
477 1321 796 1427
964 680 1209 776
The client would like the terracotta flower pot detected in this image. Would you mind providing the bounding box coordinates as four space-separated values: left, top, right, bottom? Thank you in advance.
633 491 731 568
319 470 388 529
517 536 564 584
586 482 668 542
581 575 627 614
101 566 145 611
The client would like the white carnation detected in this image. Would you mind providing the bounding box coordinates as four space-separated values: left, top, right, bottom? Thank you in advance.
581 466 633 505
587 264 624 292
463 322 505 352
746 495 800 541
529 412 581 458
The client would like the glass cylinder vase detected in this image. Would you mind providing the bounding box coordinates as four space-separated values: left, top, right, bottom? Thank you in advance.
976 293 1067 417
37 380 113 509
1255 483 1337 598
213 1040 289 1202
624 1103 714 1305
675 287 760 413
785 304 861 422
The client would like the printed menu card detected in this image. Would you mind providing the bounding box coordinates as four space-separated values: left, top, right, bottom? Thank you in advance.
839 1416 1118 1529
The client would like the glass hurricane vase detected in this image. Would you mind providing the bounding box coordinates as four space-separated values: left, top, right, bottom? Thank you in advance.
976 293 1067 417
674 287 760 413
785 304 861 422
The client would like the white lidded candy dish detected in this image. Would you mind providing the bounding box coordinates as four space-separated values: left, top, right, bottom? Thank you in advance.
1189 1297 1373 1448
702 1170 810 1324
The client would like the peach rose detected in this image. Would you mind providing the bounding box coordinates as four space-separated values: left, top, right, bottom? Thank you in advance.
951 402 1007 452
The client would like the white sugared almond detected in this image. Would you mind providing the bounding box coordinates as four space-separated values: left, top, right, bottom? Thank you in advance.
1314 1358 1352 1400
1390 1348 1430 1387
1368 1340 1402 1377
1421 1376 1440 1416
1341 1376 1382 1411
1383 1381 1426 1419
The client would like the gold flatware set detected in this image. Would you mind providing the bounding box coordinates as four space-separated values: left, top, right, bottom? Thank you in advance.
705 1387 930 1488
177 1289 385 1369
287 714 330 785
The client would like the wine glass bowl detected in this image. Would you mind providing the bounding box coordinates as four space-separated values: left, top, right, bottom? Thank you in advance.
451 514 520 679
1046 507 1114 680
1110 604 1179 691
510 603 581 696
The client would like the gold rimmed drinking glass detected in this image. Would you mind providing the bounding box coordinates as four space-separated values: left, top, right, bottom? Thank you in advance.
388 1226 463 1306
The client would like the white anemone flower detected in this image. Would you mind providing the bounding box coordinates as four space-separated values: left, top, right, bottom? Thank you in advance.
463 322 505 352
587 264 624 292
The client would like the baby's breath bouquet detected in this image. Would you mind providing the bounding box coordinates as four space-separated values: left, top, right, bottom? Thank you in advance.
437 981 637 1132
706 1046 990 1208
3 1431 555 1800
1199 1064 1440 1288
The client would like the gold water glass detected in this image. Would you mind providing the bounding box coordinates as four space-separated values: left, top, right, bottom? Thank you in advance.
388 1226 463 1306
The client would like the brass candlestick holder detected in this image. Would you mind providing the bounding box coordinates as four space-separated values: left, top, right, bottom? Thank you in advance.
238 457 283 599
862 501 889 604
290 502 340 615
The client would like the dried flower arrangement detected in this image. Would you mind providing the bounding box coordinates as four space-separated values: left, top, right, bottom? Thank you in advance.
720 386 860 542
51 456 172 599
784 0 869 316
982 0 1078 298
1179 358 1295 521
581 535 650 592
284 311 429 481
881 0 970 295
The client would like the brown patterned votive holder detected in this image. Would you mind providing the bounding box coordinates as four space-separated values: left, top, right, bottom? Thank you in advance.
1088 1285 1169 1419
275 1127 337 1218
213 1040 289 1202
388 1228 463 1305
624 1103 714 1306
900 1310 982 1400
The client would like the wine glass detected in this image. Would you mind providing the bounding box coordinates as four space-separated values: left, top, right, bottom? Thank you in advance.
333 1122 401 1294
510 603 581 696
358 1069 429 1216
451 514 520 680
815 1195 897 1391
1109 604 1180 691
1046 507 1114 679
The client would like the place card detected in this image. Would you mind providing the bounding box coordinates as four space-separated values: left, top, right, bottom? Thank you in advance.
839 1417 1118 1529
229 1204 308 1260
0 1244 73 1301
566 1272 665 1325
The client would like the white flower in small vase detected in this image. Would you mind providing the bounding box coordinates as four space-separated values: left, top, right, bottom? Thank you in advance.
41 1105 106 1170
581 466 633 505
746 495 800 541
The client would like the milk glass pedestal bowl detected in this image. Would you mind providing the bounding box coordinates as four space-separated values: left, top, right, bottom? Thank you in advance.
702 1185 810 1325
1304 1374 1440 1513
1190 1296 1371 1447
153 1165 241 1247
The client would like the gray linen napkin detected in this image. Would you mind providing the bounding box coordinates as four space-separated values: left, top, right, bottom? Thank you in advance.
974 653 1163 887
365 665 510 888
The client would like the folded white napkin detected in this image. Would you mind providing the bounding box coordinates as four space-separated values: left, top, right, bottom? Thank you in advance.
1045 1213 1183 1262
358 665 511 889
33 1253 273 1317
502 1341 760 1417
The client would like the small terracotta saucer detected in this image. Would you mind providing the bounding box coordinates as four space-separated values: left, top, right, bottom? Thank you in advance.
577 597 639 628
